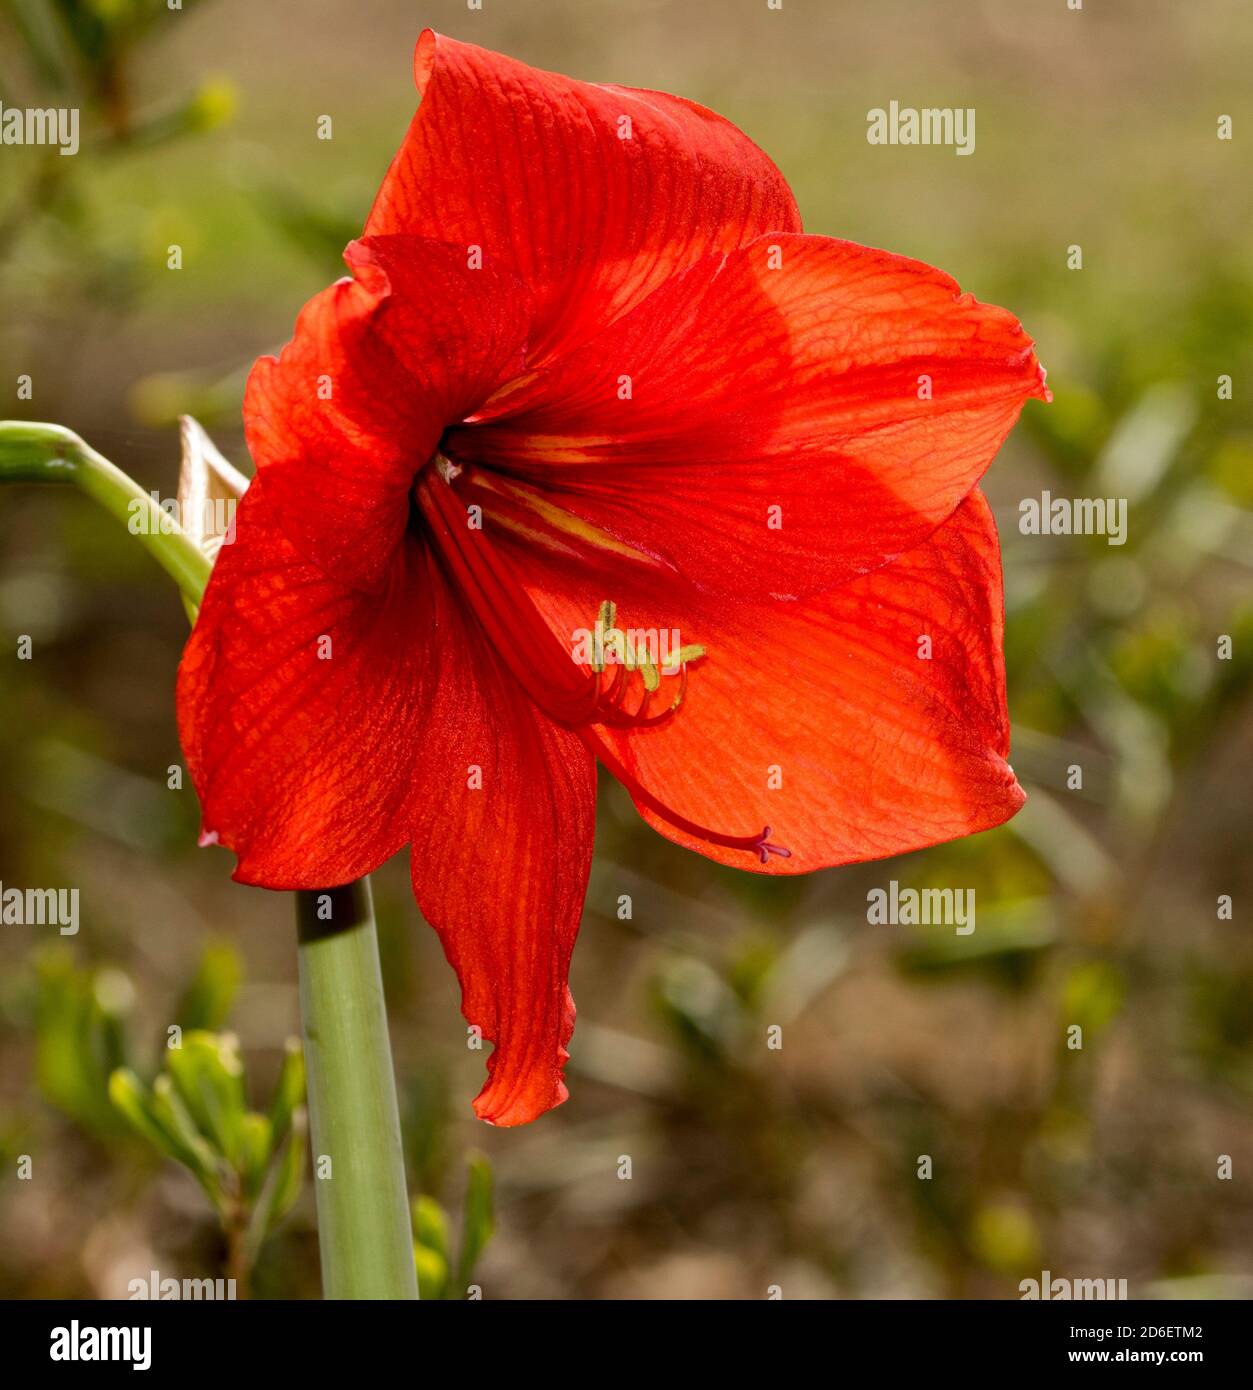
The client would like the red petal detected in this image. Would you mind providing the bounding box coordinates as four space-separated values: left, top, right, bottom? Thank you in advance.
245 235 530 591
178 475 598 1126
365 30 801 363
459 234 1048 599
522 490 1023 871
176 476 439 886
408 621 596 1127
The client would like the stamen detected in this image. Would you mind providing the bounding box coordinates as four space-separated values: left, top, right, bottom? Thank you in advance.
577 598 694 731
417 467 791 869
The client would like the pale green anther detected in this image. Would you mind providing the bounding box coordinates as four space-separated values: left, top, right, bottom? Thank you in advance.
616 627 646 675
590 599 619 673
587 600 703 696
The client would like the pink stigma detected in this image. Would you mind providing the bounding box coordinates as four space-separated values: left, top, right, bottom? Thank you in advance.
753 827 791 863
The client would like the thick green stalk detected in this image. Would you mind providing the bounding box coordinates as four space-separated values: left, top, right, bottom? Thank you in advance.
1 420 417 1300
297 883 419 1299
0 420 211 602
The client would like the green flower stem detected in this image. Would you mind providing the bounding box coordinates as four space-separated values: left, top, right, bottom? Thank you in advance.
0 420 211 602
297 883 419 1299
1 419 417 1300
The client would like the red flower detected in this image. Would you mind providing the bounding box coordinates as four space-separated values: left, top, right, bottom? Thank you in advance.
177 31 1048 1125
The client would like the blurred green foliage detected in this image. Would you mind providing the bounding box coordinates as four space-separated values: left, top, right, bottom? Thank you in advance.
109 1032 306 1291
1 0 231 142
35 948 132 1138
0 0 236 326
25 939 306 1290
412 1153 495 1300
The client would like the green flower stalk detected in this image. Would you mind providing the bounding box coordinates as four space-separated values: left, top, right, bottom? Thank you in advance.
298 883 417 1299
0 421 211 602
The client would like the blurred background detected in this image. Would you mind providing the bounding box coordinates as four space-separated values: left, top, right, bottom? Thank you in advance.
1 0 1252 1299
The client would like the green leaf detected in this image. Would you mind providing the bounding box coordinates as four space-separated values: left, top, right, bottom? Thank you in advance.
110 1067 222 1208
248 1107 307 1252
267 1037 305 1145
239 1111 273 1203
411 1195 449 1262
149 1074 225 1204
165 1030 246 1166
108 1068 174 1156
268 1107 307 1227
414 1243 448 1303
36 952 132 1136
456 1153 495 1293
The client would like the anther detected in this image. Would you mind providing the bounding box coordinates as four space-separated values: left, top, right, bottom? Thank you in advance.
578 599 697 731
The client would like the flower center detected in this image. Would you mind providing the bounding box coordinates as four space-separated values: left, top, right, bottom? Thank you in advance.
415 460 791 867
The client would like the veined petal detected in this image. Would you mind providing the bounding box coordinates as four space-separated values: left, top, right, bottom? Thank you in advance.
518 489 1022 871
245 236 530 592
178 474 598 1127
365 29 802 363
407 583 597 1126
176 475 439 887
459 233 1048 599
